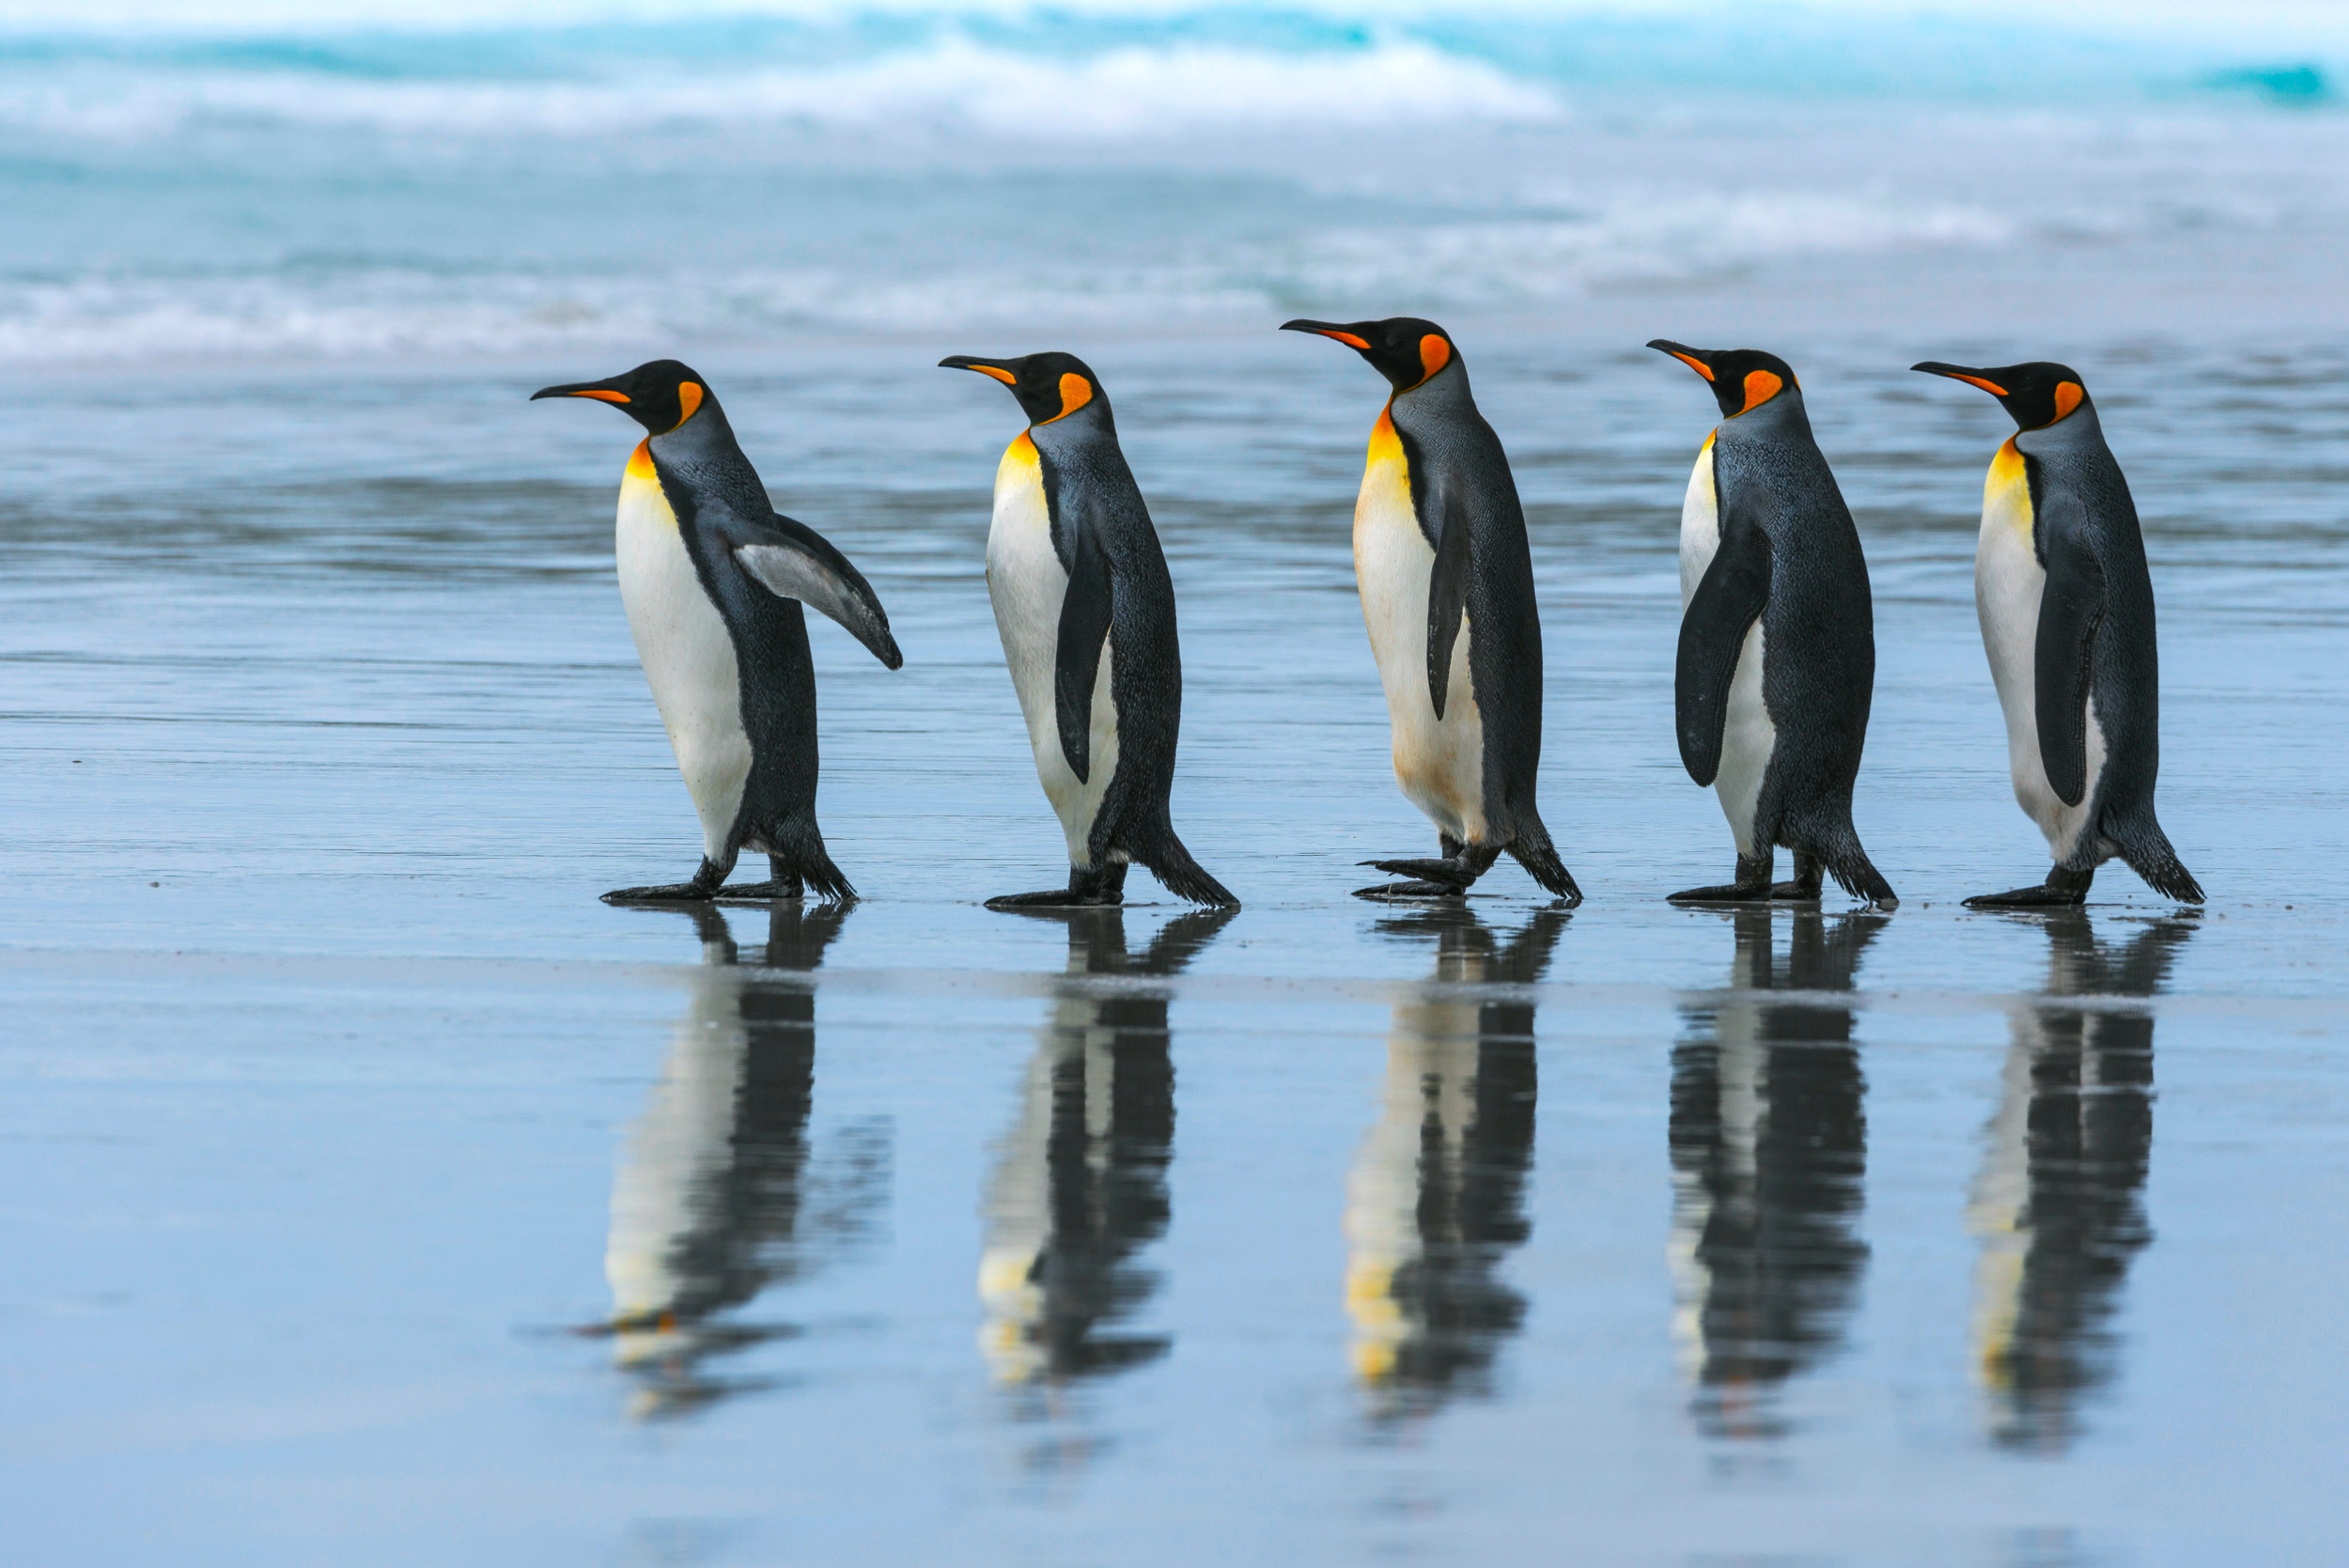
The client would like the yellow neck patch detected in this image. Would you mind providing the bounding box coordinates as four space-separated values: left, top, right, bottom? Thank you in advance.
1367 404 1404 468
625 440 656 480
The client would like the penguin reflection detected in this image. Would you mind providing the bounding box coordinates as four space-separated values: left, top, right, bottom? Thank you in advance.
1970 912 2190 1451
1669 908 1879 1439
1345 907 1566 1418
599 903 884 1419
978 907 1235 1388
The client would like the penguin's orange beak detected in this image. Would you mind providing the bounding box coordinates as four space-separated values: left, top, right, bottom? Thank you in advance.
1281 319 1372 350
531 380 630 404
1912 363 2008 397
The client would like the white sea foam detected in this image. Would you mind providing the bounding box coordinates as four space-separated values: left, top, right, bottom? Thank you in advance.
0 37 1558 142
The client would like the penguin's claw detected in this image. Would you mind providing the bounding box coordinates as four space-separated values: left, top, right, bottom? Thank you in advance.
1963 883 2091 909
1353 879 1468 903
1361 856 1482 889
603 884 721 906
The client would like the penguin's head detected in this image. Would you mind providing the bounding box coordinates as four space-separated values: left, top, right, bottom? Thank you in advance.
531 359 714 436
1646 341 1799 420
1281 317 1457 394
937 351 1105 427
1911 361 2091 430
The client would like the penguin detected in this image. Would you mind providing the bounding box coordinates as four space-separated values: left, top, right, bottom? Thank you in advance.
1344 907 1562 1414
938 352 1237 910
534 361 902 905
1968 911 2186 1449
976 906 1233 1389
1912 361 2203 908
1648 341 1897 910
1280 318 1582 905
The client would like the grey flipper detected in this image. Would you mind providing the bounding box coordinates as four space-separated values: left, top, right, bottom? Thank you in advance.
2033 497 2105 808
1426 482 1470 720
726 510 905 670
1676 508 1772 788
1054 506 1114 784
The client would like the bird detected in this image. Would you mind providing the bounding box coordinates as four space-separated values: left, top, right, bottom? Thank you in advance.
1913 361 2202 908
1280 317 1581 905
939 351 1237 909
1647 341 1897 909
533 360 901 905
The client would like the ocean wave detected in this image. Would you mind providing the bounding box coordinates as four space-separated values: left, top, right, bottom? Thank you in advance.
0 36 1558 141
0 191 2015 365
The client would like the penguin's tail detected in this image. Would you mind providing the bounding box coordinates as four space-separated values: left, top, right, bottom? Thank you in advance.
1819 823 1898 911
1130 821 1239 908
767 817 858 904
2108 807 2204 905
1504 810 1584 906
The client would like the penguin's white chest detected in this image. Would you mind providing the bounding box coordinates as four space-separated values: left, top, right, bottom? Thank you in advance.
1975 442 2105 861
1354 411 1486 844
1679 436 1774 855
985 433 1119 866
615 445 753 862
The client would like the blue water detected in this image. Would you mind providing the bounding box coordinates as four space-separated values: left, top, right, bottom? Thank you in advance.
6 8 2349 1565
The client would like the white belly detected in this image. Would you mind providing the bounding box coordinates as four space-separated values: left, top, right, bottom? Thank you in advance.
1679 437 1776 854
986 435 1119 866
616 448 751 861
1975 451 2105 862
1356 420 1486 843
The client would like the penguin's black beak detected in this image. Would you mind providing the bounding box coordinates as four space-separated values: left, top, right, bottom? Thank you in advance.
1280 319 1374 351
938 355 1020 386
530 379 632 405
1646 340 1719 382
1911 362 2010 397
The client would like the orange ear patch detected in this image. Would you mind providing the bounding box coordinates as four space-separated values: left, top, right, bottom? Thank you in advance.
2051 380 2085 422
674 380 704 428
1740 369 1784 412
1418 334 1452 383
571 388 630 404
1043 372 1094 424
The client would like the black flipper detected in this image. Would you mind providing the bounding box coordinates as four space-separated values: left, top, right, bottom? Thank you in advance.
721 508 904 669
1426 482 1470 720
1675 507 1772 787
1054 509 1114 784
2034 500 2105 808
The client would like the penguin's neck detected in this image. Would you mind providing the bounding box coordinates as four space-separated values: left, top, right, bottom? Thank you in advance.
646 401 752 480
1389 361 1476 437
1717 388 1813 449
2014 400 2107 466
1028 401 1130 489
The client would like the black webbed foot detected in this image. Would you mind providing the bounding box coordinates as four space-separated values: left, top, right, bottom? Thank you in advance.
1361 856 1482 890
1765 881 1823 903
987 862 1126 911
1964 865 2092 909
604 857 729 907
1668 854 1773 906
1353 878 1469 903
714 862 810 905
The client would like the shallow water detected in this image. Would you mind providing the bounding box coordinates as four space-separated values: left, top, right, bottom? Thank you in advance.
8 10 2349 1563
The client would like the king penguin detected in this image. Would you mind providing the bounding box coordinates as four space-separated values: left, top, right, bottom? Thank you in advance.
534 360 903 905
1913 360 2201 907
938 351 1237 909
1280 318 1581 905
1648 341 1896 909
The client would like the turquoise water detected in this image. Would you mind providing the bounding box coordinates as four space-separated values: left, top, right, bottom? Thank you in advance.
6 8 2349 1565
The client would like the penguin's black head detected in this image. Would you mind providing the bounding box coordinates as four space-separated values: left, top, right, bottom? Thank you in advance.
937 351 1104 427
1647 341 1799 420
1911 360 2091 431
530 359 714 436
1281 317 1457 394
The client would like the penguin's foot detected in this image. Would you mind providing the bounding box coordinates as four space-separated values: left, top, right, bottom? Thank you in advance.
712 881 806 904
1765 882 1825 903
1353 878 1469 903
603 883 720 906
1668 854 1774 906
1964 865 2093 909
1361 856 1482 890
1963 883 2089 908
986 888 1121 910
